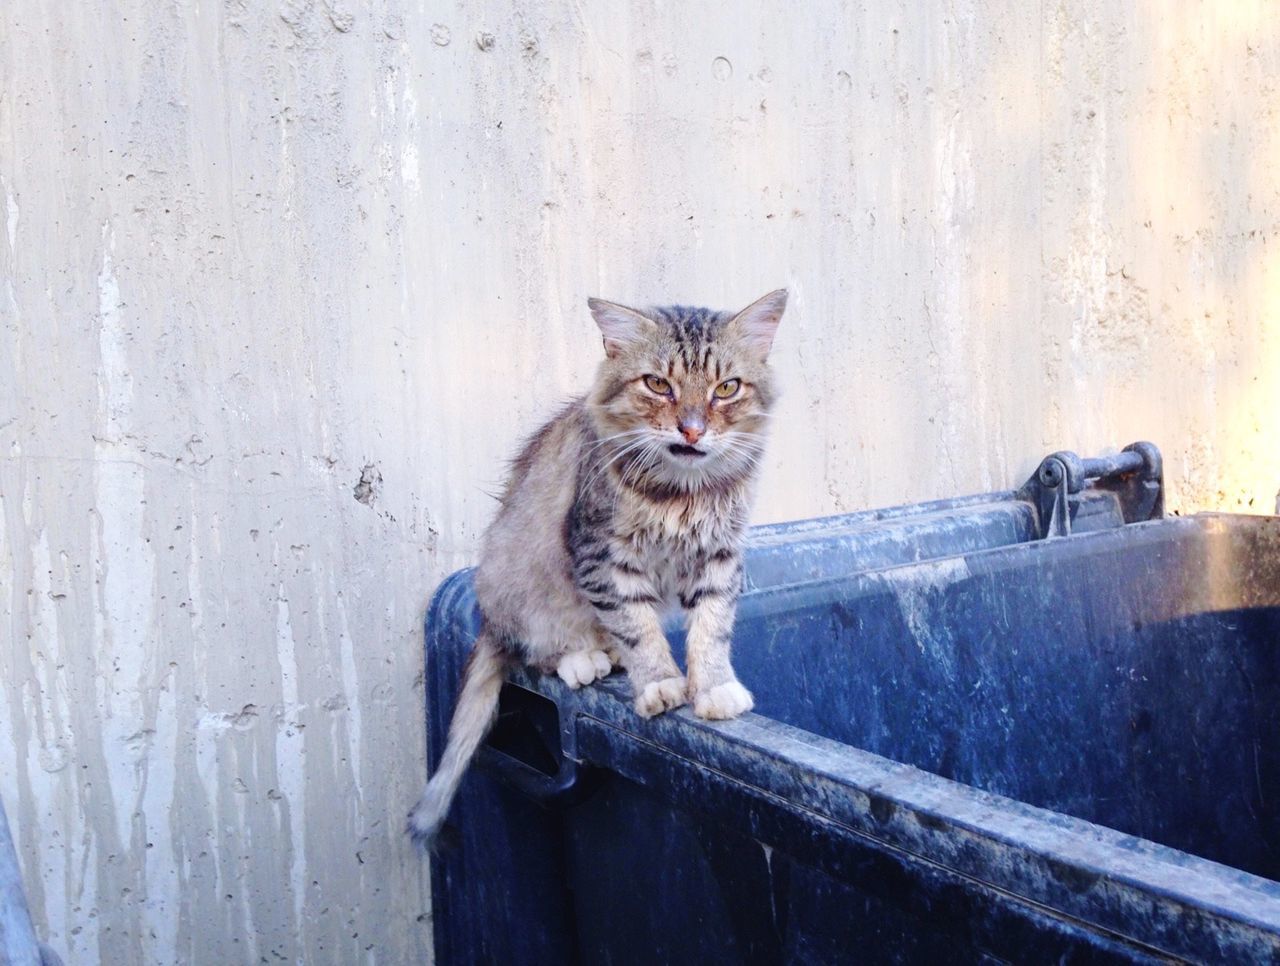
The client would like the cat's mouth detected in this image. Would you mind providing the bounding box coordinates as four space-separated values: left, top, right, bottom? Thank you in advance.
668 443 707 459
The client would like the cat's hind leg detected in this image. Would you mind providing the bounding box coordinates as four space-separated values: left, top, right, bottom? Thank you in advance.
524 607 615 689
555 647 613 688
557 622 616 687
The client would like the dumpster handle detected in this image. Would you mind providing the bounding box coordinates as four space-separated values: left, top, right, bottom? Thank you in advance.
1025 441 1163 539
475 680 597 806
1037 442 1161 495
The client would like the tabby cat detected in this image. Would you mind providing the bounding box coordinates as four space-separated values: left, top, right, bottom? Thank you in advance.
409 289 788 847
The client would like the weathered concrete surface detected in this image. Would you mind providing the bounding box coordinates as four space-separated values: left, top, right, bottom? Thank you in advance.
0 1 1276 962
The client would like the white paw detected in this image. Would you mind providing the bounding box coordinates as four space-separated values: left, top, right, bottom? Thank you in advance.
693 681 754 720
634 676 687 718
589 648 614 678
556 649 613 689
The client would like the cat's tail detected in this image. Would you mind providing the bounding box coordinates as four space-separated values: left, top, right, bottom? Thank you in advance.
408 627 509 850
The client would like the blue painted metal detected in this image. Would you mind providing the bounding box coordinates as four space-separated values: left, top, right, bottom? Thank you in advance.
421 445 1280 963
1 797 43 966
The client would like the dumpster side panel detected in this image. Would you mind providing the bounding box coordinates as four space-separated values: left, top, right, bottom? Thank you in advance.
422 515 1280 962
0 799 42 966
569 725 1161 964
423 571 576 965
733 520 1280 880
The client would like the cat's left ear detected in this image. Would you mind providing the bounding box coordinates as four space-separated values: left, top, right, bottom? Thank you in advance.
729 289 788 359
587 298 656 359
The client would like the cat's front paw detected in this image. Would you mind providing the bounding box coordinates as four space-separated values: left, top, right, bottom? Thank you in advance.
634 676 687 718
693 681 754 720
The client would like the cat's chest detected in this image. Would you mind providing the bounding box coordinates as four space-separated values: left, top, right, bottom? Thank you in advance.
615 493 740 580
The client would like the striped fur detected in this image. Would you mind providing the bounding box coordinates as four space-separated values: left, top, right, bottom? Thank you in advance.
409 290 787 848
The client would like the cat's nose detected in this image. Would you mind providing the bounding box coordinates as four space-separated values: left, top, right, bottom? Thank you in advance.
678 418 705 445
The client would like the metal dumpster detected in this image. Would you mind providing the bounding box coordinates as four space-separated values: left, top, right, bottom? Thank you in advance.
421 444 1280 963
1 797 57 966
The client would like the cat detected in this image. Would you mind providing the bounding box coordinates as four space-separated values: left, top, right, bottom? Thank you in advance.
408 288 788 848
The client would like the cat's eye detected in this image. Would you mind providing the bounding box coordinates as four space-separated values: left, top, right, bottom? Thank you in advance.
713 379 741 400
643 374 673 396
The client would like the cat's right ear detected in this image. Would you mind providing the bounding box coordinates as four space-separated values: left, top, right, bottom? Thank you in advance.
587 298 655 359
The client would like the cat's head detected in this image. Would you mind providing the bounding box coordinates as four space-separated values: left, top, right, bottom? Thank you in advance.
585 289 787 490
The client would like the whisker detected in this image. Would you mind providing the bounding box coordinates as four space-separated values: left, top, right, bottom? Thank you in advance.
585 428 651 451
620 439 663 490
583 448 639 492
582 435 656 492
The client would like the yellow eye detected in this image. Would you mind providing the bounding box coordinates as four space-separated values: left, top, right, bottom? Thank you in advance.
643 374 672 396
713 379 741 399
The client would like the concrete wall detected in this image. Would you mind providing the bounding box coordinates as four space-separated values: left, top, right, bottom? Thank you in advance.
1 1 1277 962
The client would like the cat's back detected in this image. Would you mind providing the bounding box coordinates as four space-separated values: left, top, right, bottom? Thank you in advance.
497 398 590 506
474 399 590 619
